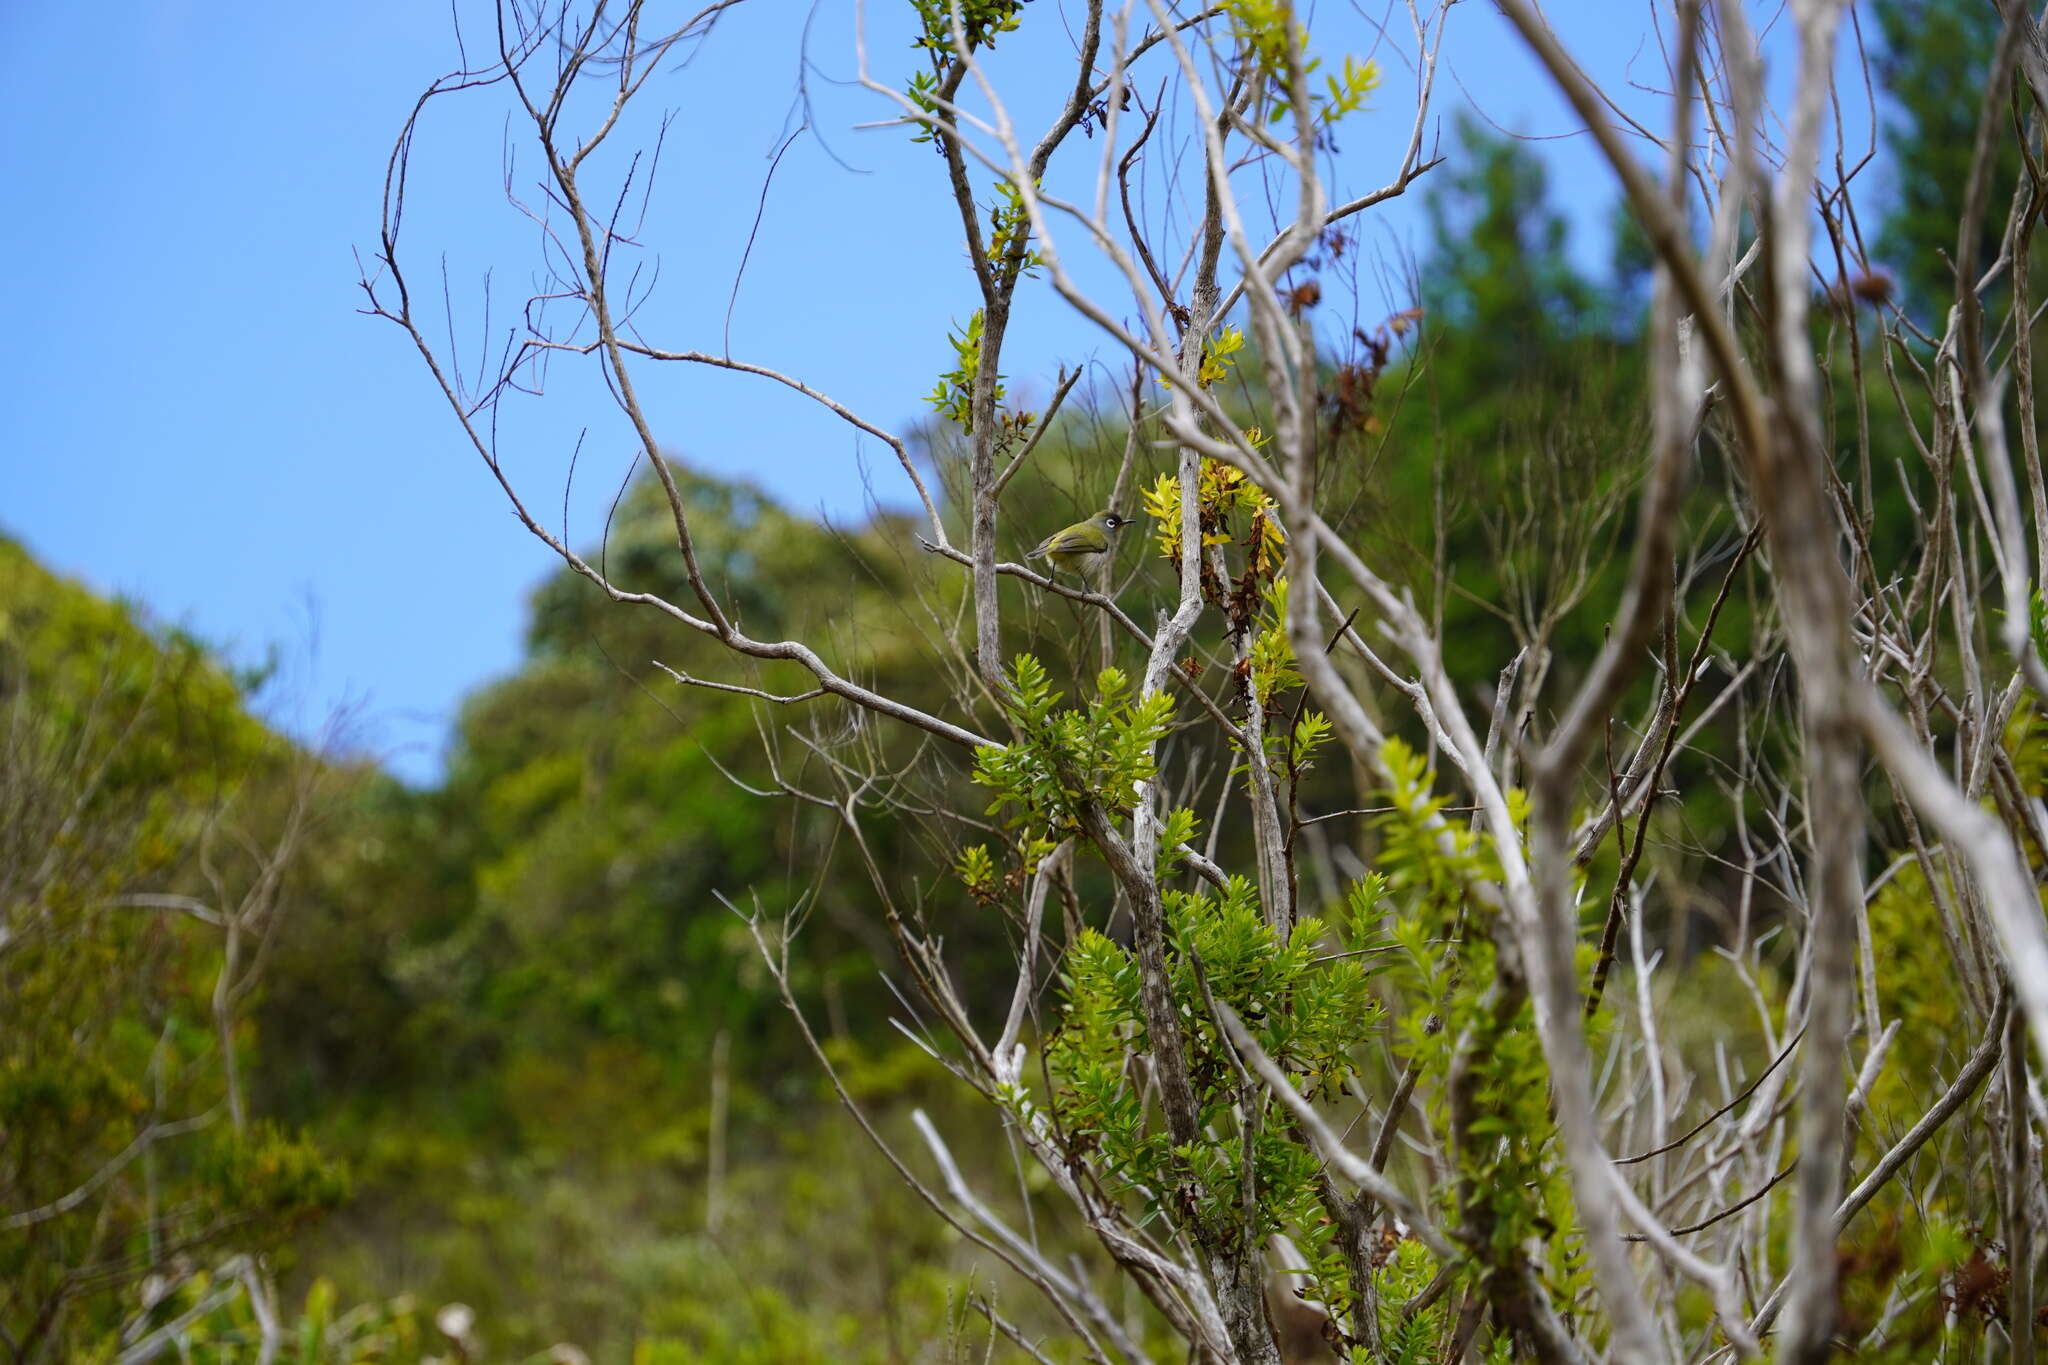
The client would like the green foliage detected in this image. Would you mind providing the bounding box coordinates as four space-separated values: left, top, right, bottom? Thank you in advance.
1828 1215 2020 1362
632 1284 877 1364
955 842 1001 903
1153 325 1260 393
1246 578 1301 706
1421 116 1606 380
1198 324 1246 386
1224 0 1307 83
973 655 1175 834
1316 55 1382 125
1373 1238 1451 1364
1288 709 1332 772
1045 875 1380 1321
83 1257 1028 1365
927 309 1004 432
903 0 1028 146
229 469 1035 1358
1154 805 1201 880
1170 885 1375 1101
1865 865 1962 1122
25 25 2023 1351
905 68 942 141
0 541 347 1358
1872 0 2015 321
197 1122 351 1219
1139 455 1285 583
1335 111 1652 701
986 178 1044 281
1370 739 1587 1295
909 0 1026 59
1222 0 1380 129
82 1277 430 1365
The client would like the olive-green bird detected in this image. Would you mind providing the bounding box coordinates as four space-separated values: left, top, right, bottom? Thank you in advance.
1027 509 1130 583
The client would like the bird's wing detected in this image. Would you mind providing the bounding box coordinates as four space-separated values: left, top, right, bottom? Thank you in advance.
1031 527 1102 557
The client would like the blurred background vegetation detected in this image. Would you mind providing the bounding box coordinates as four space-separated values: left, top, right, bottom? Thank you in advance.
0 4 2022 1360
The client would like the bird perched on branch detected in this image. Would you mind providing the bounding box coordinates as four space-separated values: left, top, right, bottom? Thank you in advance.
1028 510 1129 585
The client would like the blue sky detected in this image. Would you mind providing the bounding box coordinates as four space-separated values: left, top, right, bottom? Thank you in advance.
0 1 1877 783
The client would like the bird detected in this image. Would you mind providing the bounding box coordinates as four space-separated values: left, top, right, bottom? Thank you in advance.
1027 509 1130 585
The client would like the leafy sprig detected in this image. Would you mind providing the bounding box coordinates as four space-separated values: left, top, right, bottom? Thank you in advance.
926 310 1004 432
971 656 1175 835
